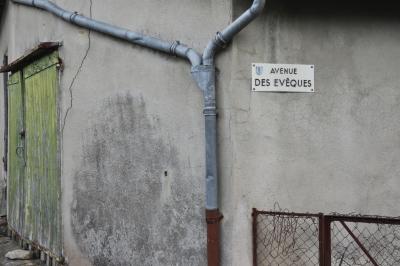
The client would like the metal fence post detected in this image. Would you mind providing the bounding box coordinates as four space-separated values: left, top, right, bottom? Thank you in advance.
319 213 324 266
252 208 258 266
323 216 331 266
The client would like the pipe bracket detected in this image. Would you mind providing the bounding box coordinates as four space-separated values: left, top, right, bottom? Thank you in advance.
215 32 228 49
203 107 217 116
69 12 79 22
169 40 180 56
206 210 223 224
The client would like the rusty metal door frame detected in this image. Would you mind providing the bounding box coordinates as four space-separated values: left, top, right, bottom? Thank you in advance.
3 54 8 173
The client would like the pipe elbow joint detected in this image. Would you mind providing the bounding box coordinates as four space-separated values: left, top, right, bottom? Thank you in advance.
250 0 266 16
186 49 202 67
174 43 202 67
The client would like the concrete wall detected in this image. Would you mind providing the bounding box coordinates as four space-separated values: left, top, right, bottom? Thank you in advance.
0 0 231 265
1 0 400 265
221 1 400 265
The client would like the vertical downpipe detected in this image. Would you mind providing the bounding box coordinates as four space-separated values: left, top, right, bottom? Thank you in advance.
200 1 266 264
206 209 223 266
204 68 222 266
3 54 8 173
192 65 223 266
2 54 8 219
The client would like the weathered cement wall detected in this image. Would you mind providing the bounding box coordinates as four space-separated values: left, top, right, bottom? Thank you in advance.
221 1 400 265
1 0 232 265
1 0 400 265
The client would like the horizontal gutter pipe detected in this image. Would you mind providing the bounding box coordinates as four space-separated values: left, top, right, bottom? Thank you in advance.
11 0 202 67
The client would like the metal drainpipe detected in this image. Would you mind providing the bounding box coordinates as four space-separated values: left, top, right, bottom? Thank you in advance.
3 54 8 173
11 0 202 66
192 1 266 265
10 0 266 265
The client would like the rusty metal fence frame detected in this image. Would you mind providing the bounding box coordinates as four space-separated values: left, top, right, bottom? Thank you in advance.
253 209 400 266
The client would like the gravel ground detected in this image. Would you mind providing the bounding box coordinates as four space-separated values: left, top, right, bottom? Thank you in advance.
0 235 42 266
0 218 43 266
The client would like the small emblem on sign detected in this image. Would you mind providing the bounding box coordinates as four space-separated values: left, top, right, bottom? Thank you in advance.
255 66 264 76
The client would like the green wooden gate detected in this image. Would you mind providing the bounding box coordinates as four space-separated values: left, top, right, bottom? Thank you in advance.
7 51 61 257
8 71 25 236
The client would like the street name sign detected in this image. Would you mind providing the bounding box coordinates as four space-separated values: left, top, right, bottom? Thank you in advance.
252 63 314 92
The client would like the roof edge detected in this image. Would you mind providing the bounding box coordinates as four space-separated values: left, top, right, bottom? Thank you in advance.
0 42 62 73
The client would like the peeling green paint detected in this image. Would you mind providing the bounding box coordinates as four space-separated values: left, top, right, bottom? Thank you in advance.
8 51 61 257
7 71 25 236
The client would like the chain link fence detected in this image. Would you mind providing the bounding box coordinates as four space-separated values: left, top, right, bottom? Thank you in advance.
253 210 321 266
252 209 400 266
330 217 400 266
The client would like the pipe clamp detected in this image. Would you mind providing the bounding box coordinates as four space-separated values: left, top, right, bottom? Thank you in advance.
170 41 180 56
203 107 217 116
69 11 79 22
206 210 223 224
215 32 228 48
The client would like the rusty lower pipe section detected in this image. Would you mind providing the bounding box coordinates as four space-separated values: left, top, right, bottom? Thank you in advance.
206 209 223 266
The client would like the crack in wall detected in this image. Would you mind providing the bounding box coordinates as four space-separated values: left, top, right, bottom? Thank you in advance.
61 0 93 136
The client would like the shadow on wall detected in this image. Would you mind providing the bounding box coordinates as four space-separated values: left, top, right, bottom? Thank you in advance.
72 93 205 266
236 0 400 18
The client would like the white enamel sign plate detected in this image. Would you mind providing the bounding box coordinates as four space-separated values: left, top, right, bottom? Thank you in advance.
252 63 315 92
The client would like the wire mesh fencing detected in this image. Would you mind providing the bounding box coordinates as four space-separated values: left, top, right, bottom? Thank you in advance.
252 210 321 266
330 216 400 266
252 209 400 266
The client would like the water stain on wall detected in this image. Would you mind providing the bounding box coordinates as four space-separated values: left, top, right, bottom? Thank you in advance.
72 93 205 266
